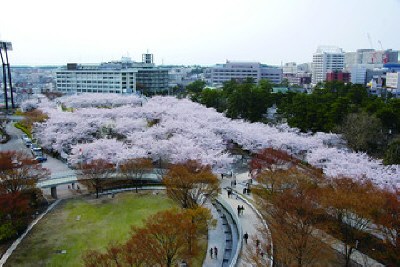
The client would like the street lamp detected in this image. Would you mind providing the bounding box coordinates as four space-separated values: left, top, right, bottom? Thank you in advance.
0 41 15 110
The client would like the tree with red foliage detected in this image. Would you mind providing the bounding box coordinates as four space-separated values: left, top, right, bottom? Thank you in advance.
0 192 31 241
374 188 400 265
83 208 207 267
253 167 329 266
320 177 384 267
163 160 220 209
250 148 299 173
0 150 49 193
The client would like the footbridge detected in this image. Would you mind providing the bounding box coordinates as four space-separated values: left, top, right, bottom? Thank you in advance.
37 170 163 199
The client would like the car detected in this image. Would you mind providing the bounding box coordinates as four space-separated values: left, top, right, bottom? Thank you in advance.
25 139 32 147
32 149 43 157
35 156 47 163
21 134 32 147
30 143 42 152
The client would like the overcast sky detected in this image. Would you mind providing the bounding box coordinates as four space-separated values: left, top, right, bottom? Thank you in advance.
0 0 399 66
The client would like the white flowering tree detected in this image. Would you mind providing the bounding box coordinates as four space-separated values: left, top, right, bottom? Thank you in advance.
23 94 399 190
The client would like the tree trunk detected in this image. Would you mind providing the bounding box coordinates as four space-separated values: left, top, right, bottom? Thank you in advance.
345 246 353 267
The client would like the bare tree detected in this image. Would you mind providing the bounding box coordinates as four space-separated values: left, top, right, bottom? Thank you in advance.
78 159 115 198
120 158 153 193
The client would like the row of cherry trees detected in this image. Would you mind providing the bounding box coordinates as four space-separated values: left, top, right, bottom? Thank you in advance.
26 93 399 189
251 148 400 266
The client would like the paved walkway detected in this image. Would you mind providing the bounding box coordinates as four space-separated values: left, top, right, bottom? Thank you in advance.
223 172 383 267
0 200 61 267
220 173 272 267
203 172 272 267
203 202 226 266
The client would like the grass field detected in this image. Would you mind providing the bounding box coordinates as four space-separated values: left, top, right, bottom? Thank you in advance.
5 192 177 267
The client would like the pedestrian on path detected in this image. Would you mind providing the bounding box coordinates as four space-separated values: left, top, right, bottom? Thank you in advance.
243 232 249 244
237 205 241 216
214 246 218 259
255 238 260 248
209 247 213 259
240 205 245 215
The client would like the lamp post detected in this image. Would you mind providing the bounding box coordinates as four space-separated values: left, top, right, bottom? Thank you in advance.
0 41 14 110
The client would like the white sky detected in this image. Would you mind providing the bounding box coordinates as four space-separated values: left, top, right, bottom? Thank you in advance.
0 0 399 66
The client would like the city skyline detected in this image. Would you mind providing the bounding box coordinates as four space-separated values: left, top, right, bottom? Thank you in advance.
0 0 399 66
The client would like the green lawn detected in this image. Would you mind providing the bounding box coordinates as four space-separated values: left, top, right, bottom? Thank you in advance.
5 192 176 267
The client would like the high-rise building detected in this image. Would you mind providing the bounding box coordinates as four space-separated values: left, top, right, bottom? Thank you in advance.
312 46 345 84
209 61 282 85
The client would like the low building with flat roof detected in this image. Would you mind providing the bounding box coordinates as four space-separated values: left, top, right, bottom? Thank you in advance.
209 61 282 85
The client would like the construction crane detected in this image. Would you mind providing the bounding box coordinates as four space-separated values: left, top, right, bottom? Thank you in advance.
378 40 384 50
367 33 374 49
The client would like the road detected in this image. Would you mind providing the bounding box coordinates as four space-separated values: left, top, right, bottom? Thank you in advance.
1 122 77 198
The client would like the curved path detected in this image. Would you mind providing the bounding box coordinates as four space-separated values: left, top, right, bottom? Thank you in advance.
203 172 273 267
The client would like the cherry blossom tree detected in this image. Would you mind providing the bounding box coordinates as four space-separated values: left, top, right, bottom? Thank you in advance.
22 94 399 190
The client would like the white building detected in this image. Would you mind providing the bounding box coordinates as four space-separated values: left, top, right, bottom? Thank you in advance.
350 64 367 85
56 64 137 94
209 61 282 85
386 72 400 96
312 46 345 84
56 54 169 94
283 62 298 74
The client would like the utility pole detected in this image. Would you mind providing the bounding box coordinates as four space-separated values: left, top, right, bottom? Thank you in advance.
0 41 14 110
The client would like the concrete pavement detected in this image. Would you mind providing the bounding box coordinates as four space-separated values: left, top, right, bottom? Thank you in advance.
202 172 272 267
223 171 383 267
219 173 272 267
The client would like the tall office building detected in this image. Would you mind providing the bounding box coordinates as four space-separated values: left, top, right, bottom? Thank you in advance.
209 61 282 85
312 46 345 84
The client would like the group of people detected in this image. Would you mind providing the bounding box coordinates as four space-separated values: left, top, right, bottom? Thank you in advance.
243 234 267 258
237 205 245 216
209 246 218 259
67 183 80 190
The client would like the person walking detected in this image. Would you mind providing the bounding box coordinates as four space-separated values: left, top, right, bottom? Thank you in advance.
243 232 249 244
237 205 241 216
214 246 218 259
209 247 213 259
240 205 245 215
